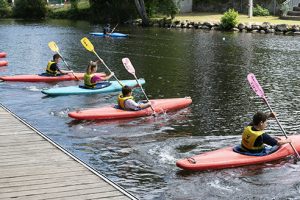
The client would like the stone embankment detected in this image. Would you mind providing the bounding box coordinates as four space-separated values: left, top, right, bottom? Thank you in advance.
133 19 300 36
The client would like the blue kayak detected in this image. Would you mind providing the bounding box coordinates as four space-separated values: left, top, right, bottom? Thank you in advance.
89 32 129 37
41 79 145 96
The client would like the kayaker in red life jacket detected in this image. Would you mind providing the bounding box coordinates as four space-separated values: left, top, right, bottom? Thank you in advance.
46 53 73 76
241 112 292 153
84 60 114 89
117 85 151 111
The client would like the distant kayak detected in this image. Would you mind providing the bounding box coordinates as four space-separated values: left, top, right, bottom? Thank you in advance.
68 97 192 120
89 32 129 37
176 135 300 171
0 60 8 67
42 79 145 96
0 73 105 82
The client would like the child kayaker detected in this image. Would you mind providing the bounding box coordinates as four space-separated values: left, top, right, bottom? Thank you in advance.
103 23 111 35
84 60 114 89
240 111 292 154
117 85 151 111
46 53 73 76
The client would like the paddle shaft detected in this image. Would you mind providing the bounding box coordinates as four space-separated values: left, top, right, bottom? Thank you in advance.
56 51 79 81
110 23 118 34
264 98 300 158
93 51 123 86
132 74 155 113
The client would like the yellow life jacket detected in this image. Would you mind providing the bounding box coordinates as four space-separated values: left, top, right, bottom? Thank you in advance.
84 73 96 88
241 126 264 151
117 94 134 110
46 61 57 75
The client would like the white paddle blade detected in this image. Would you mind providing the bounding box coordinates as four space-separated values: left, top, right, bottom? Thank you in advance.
247 73 265 98
122 58 135 75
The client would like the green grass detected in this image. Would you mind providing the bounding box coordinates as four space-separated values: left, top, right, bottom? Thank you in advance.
49 0 89 13
174 12 300 25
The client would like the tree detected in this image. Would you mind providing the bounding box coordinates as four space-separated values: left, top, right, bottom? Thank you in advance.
13 0 47 19
0 0 12 18
134 0 149 26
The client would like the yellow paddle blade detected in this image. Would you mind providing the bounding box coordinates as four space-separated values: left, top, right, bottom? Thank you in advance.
80 37 94 52
48 41 59 52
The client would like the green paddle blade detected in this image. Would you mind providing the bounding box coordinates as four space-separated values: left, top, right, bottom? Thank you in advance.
81 37 94 52
48 41 59 52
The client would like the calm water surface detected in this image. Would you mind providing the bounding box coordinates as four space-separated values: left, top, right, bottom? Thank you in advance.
1 19 300 199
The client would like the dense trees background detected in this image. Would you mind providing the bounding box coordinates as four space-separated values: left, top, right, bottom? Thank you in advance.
13 0 47 19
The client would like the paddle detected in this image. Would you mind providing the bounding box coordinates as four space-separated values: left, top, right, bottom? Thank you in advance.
110 23 118 34
122 57 156 115
48 41 79 81
247 73 300 160
80 37 123 86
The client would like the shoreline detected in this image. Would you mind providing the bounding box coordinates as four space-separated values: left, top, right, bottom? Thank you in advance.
131 13 300 36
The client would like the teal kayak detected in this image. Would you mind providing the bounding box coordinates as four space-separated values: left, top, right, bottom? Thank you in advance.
41 79 145 96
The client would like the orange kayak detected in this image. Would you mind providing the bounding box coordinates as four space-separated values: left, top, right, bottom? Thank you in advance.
0 73 105 82
0 60 8 67
0 52 7 58
176 135 300 171
68 97 192 120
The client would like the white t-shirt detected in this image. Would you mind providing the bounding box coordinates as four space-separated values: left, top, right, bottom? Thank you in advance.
124 99 141 111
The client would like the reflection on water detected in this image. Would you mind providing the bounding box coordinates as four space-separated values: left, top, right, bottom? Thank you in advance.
1 19 300 199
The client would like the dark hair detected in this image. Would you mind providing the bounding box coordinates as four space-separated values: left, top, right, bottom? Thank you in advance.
252 112 268 126
122 85 132 96
86 61 97 74
53 53 61 60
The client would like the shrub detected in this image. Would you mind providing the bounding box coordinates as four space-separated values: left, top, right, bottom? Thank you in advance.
220 8 239 30
280 3 289 16
0 0 12 18
253 4 270 16
13 0 47 19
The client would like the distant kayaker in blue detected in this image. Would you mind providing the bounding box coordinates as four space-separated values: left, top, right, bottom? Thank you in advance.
103 23 111 35
239 111 292 155
46 54 73 76
84 60 114 89
118 85 151 111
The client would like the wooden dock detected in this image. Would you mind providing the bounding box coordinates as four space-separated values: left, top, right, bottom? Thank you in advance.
0 104 138 200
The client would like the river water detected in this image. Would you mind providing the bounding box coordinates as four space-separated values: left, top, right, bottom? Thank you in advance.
1 19 300 199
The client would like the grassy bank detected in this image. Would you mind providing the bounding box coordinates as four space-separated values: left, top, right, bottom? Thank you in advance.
174 12 300 25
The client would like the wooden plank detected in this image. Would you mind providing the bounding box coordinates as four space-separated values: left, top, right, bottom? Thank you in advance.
0 105 136 200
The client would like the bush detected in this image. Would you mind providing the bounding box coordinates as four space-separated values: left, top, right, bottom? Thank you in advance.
253 4 270 16
13 0 47 19
220 9 238 30
280 3 289 16
0 0 12 18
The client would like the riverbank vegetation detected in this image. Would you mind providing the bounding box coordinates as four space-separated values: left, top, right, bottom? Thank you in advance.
2 0 300 27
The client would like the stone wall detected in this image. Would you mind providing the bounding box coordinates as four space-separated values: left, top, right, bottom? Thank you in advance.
131 18 300 36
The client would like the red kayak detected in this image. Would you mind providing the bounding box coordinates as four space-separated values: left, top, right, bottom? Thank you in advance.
0 60 8 67
0 52 7 58
0 73 105 82
68 97 192 120
176 135 300 171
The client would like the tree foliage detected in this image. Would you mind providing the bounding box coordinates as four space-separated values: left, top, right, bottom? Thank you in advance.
89 0 137 23
13 0 47 19
88 0 179 25
0 0 12 18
